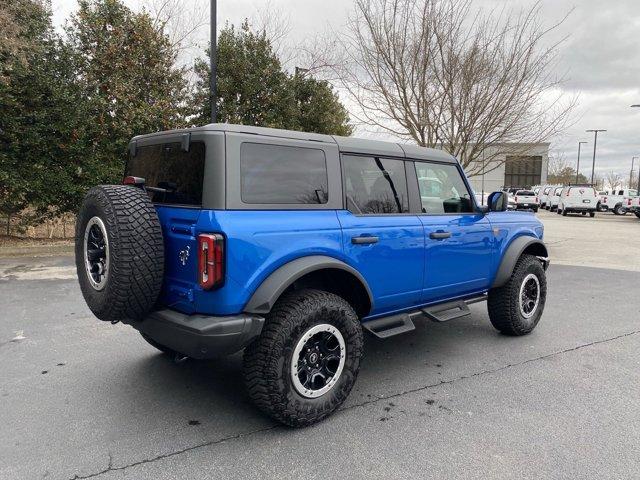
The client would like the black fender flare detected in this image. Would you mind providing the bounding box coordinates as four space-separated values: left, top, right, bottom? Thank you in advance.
244 255 374 314
491 236 549 289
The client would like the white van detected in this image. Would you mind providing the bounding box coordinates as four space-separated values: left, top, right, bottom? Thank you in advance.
548 186 564 211
557 185 598 217
540 185 559 209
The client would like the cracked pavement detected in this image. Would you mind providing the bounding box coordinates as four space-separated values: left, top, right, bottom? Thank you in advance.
2 212 640 479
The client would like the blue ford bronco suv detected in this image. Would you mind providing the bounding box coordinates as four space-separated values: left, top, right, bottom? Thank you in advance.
75 124 549 427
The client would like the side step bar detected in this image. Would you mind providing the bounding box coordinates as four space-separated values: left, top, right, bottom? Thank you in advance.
363 294 487 339
362 313 415 339
421 300 470 323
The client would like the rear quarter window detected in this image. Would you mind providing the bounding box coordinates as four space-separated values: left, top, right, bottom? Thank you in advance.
126 141 205 206
240 143 328 204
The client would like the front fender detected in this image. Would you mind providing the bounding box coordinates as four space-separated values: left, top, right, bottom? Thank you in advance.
244 255 374 314
492 236 548 288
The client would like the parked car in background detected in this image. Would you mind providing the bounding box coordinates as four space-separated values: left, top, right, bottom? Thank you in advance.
557 184 597 217
547 186 564 211
626 196 640 218
539 185 559 209
474 192 491 207
597 191 608 212
601 189 638 215
514 190 539 212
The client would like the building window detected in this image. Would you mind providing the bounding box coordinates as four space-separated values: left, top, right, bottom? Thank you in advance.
504 155 542 188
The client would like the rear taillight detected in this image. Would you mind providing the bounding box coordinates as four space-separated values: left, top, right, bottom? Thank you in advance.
198 233 224 290
123 176 145 186
515 196 518 202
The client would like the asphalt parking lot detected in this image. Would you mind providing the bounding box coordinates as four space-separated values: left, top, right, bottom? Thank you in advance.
1 211 639 479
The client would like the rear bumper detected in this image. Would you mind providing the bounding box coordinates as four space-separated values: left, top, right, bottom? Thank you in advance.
562 205 596 211
130 310 264 359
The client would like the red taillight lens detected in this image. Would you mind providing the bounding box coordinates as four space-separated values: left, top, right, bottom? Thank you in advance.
198 233 224 290
123 175 144 185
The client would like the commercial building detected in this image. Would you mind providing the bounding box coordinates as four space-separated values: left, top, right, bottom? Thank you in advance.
464 143 550 195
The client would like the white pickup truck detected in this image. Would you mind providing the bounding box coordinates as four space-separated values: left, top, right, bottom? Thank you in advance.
601 189 638 215
625 196 640 218
513 190 539 212
557 185 598 217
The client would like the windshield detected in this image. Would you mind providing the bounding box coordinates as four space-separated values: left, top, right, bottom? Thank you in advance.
516 190 534 196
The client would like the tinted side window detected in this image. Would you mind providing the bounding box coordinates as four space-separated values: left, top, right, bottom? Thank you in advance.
126 141 205 206
414 162 473 214
342 155 409 214
240 143 328 204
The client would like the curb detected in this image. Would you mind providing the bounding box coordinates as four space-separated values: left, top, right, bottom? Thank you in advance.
0 244 74 258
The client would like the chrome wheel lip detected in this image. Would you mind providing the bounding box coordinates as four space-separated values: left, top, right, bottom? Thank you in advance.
83 216 109 291
291 323 346 399
519 273 540 319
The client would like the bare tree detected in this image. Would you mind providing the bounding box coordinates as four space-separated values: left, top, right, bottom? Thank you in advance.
547 150 569 178
143 0 209 59
319 0 576 176
605 171 623 191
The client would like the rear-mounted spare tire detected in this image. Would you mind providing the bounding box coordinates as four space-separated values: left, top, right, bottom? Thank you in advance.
75 185 164 322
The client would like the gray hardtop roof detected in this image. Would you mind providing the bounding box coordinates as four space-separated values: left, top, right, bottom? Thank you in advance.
131 123 457 164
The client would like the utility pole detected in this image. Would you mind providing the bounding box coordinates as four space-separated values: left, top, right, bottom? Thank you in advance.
631 156 638 189
210 0 217 123
576 141 587 183
586 129 606 184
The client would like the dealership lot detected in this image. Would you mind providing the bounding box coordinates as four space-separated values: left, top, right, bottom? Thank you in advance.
1 211 639 480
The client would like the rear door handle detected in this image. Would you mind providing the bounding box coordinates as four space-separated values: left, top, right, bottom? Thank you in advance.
351 236 379 245
429 231 451 240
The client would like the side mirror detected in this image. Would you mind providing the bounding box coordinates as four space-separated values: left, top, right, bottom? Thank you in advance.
487 191 508 212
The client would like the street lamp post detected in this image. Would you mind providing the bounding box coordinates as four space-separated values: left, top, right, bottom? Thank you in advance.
576 141 587 183
632 156 638 189
633 106 640 189
586 129 606 184
210 0 217 123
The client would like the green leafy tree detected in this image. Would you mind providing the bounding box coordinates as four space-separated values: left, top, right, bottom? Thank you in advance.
192 21 352 136
0 0 90 231
67 0 189 183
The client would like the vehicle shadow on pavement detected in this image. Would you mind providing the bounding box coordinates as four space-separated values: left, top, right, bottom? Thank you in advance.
115 306 504 427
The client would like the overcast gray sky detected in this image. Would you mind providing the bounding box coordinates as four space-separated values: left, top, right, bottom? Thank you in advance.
51 0 640 181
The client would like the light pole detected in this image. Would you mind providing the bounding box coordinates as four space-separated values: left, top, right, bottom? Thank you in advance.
586 129 606 184
210 0 217 123
632 156 638 189
633 106 640 189
576 141 587 183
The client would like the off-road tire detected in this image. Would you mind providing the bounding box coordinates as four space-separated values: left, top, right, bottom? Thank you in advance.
243 289 363 427
140 332 176 356
75 185 164 322
487 254 547 336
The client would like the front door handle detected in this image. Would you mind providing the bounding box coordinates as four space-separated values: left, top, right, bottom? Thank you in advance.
352 235 379 245
429 231 451 240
